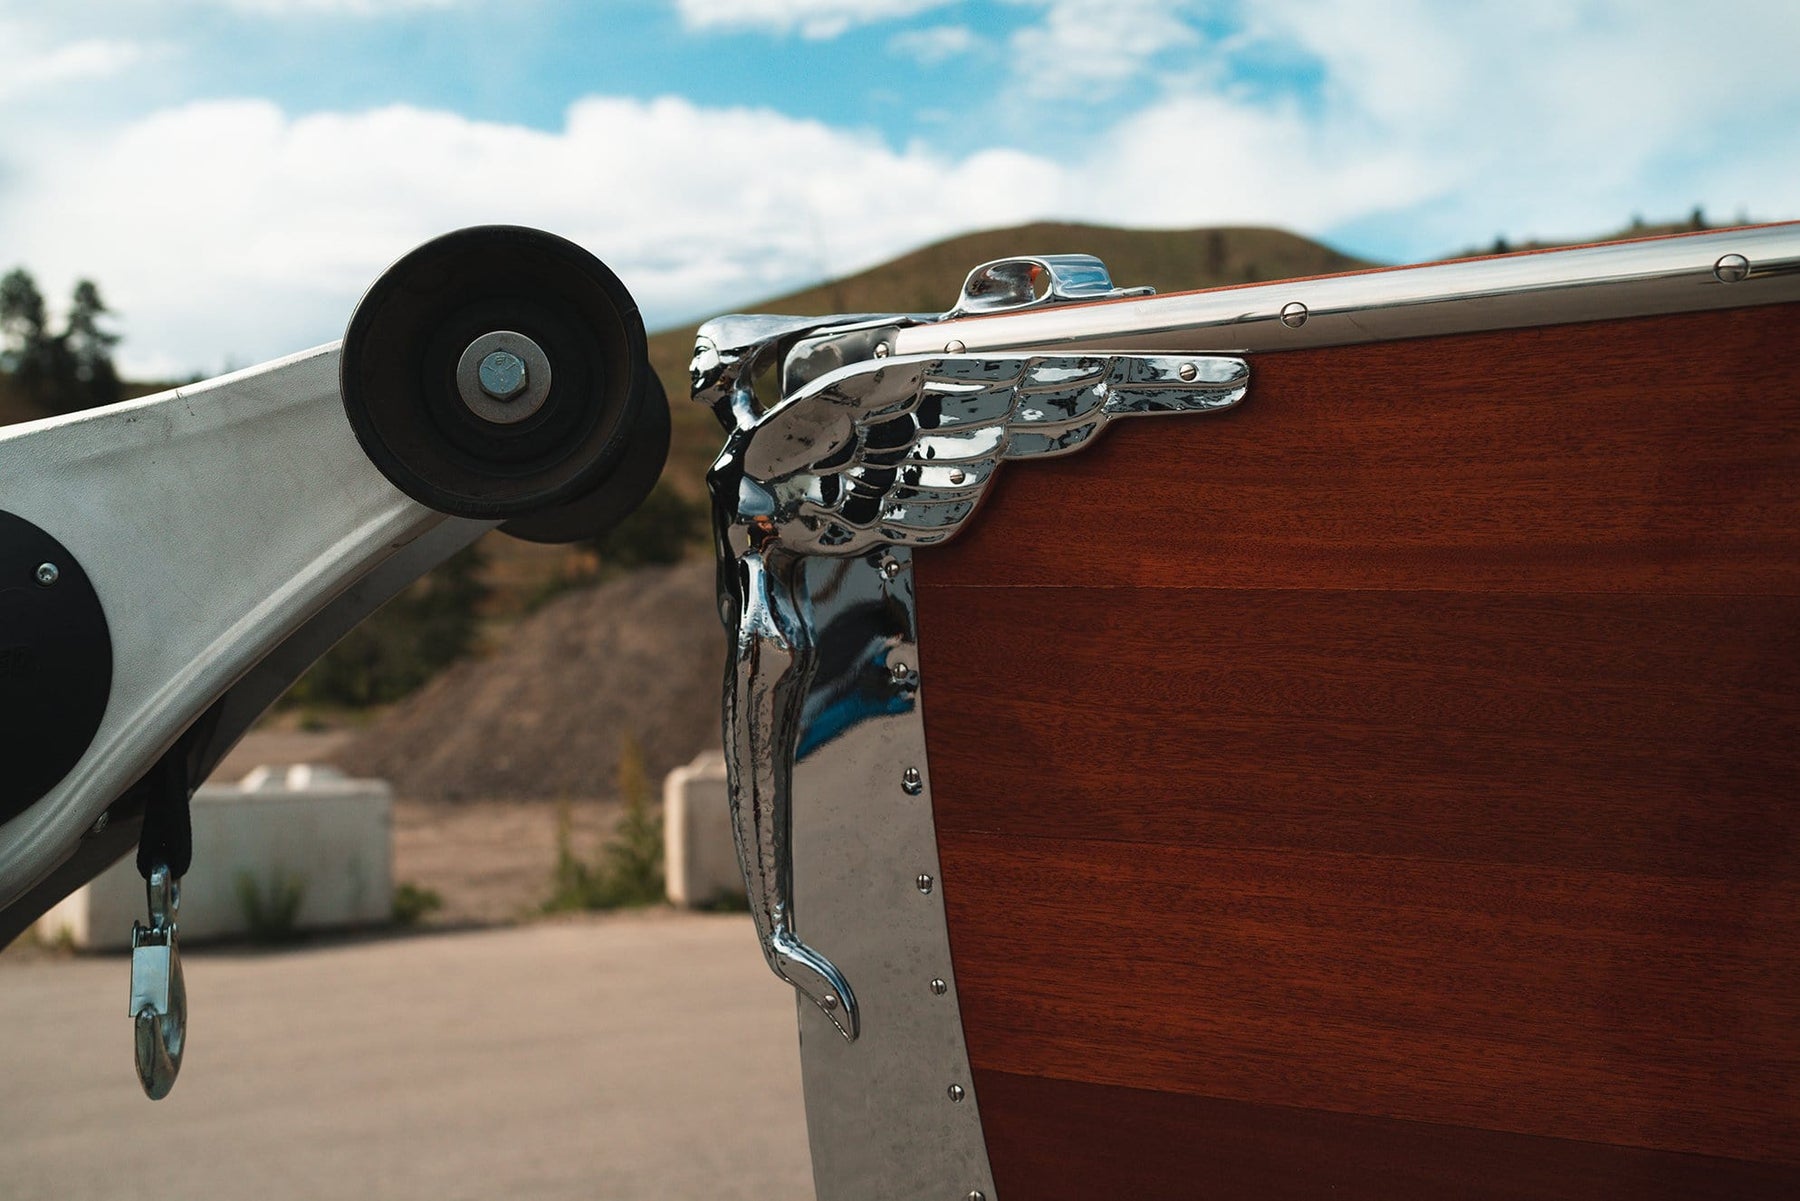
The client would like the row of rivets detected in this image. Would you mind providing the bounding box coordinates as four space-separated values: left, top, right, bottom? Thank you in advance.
908 757 960 1129
874 581 977 1200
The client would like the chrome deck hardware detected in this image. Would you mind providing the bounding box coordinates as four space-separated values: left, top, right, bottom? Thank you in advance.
698 260 1249 1042
128 863 186 1100
947 254 1154 317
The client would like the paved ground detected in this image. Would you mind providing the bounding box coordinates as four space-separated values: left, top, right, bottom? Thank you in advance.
0 913 814 1201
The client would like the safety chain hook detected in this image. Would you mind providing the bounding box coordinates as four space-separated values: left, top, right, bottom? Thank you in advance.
128 864 186 1099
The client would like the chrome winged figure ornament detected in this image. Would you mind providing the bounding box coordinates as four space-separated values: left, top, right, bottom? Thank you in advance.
696 264 1249 1040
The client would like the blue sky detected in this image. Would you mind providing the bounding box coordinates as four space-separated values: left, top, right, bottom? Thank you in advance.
1 0 1794 377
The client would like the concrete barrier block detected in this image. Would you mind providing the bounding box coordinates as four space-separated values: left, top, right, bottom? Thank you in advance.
34 764 392 950
663 751 743 909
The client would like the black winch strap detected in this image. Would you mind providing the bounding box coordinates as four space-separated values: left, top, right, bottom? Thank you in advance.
133 704 222 881
135 747 193 881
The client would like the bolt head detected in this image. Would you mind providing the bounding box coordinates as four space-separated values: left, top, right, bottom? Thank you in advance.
873 341 891 358
1280 301 1309 328
821 993 839 1011
968 1192 987 1201
1714 253 1751 284
1177 361 1199 382
34 562 59 586
889 660 914 686
916 873 934 894
477 350 529 400
945 339 966 354
947 1083 966 1103
931 978 949 996
902 767 924 796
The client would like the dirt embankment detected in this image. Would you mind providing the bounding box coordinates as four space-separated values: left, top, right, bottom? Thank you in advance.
337 558 724 803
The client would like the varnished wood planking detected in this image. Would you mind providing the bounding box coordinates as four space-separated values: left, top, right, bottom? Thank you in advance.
942 833 1799 1162
973 1070 1800 1201
919 304 1800 595
913 303 1800 1181
920 588 1799 879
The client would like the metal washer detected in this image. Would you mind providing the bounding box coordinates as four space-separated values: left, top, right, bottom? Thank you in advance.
455 330 554 424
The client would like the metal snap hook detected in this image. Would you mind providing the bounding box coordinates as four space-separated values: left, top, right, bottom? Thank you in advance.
129 865 186 1100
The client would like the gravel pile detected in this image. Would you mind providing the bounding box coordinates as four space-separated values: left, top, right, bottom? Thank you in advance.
338 558 724 801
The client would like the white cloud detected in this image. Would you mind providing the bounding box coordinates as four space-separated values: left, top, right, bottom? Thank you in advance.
1235 0 1800 245
1006 0 1200 96
674 0 956 40
0 85 1448 378
0 39 146 103
1076 93 1432 229
0 17 149 104
2 1 1795 378
0 96 1065 376
889 24 978 65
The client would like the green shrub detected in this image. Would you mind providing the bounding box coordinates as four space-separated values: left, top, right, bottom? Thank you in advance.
587 479 707 577
235 869 308 944
283 543 489 709
544 736 665 912
391 881 443 926
521 479 710 611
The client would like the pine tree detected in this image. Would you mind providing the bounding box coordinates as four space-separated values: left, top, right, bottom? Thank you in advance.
0 269 47 350
65 279 121 410
0 268 64 401
0 268 123 414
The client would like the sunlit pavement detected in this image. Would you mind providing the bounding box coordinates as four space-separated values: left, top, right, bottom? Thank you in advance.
0 913 814 1201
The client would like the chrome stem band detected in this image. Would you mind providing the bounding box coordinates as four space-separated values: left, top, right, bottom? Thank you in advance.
896 224 1800 358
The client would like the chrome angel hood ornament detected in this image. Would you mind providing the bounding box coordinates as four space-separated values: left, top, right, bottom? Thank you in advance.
698 274 1249 1041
